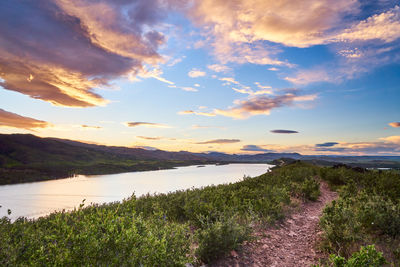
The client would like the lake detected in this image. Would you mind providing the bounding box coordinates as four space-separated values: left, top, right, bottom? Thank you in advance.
0 163 272 220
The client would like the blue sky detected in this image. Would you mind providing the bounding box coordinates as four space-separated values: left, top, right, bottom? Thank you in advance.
0 0 399 155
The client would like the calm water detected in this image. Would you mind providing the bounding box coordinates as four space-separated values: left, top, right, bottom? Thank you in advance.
0 163 272 220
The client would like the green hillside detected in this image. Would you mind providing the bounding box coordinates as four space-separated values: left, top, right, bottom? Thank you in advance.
0 134 210 185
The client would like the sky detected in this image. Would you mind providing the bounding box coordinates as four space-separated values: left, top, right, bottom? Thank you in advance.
0 0 399 155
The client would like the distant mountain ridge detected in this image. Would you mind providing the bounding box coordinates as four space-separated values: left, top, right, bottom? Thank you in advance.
2 133 400 164
0 134 399 185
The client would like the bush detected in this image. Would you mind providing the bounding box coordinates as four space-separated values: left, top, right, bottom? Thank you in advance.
301 177 320 201
320 198 362 256
0 202 191 266
329 245 387 267
319 166 400 265
356 193 400 238
195 214 252 263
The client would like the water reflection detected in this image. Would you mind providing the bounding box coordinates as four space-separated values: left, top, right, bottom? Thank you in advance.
0 164 271 220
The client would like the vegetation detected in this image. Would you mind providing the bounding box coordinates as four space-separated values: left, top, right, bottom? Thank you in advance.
0 161 321 266
1 160 399 265
319 165 400 265
1 133 399 185
328 245 387 267
0 134 213 185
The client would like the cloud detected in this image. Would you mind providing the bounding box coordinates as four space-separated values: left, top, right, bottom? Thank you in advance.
334 6 400 43
0 0 170 107
133 145 159 151
167 56 185 67
207 64 231 73
187 0 358 67
192 124 225 129
0 108 50 130
315 142 339 147
188 69 206 78
314 147 348 152
136 136 162 140
285 69 332 85
241 145 274 152
189 1 400 49
268 67 279 71
215 92 317 119
380 135 400 144
196 139 240 144
310 137 400 154
254 82 272 90
182 87 198 92
270 129 299 134
178 110 216 117
133 68 175 85
337 140 400 154
233 82 273 96
186 1 400 80
124 122 171 128
389 122 400 128
80 124 102 129
219 77 240 85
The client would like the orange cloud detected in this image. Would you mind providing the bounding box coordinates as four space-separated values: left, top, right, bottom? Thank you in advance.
124 122 171 128
215 92 317 119
187 0 358 66
136 136 163 140
0 0 167 107
285 69 332 85
389 122 400 128
80 125 102 129
196 139 240 144
0 109 51 130
380 135 400 144
187 1 400 72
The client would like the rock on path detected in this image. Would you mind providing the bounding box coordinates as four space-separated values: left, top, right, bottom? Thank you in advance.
210 181 337 267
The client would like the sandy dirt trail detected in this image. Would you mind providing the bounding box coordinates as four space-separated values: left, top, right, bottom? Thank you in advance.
210 181 337 267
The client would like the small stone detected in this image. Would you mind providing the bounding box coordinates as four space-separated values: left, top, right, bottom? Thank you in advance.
230 250 239 258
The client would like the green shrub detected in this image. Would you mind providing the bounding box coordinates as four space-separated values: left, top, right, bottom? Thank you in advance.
319 166 400 265
329 245 387 267
300 177 320 201
195 214 252 263
320 198 362 256
356 193 400 238
0 202 191 266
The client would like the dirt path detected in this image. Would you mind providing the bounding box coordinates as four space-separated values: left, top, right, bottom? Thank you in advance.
210 181 337 267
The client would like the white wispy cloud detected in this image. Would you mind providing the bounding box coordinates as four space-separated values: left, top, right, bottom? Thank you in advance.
188 69 206 78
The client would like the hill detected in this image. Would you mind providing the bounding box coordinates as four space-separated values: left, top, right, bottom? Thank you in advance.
0 134 212 184
1 133 399 185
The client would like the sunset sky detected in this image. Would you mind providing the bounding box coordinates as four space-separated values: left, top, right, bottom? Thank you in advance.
0 0 399 155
